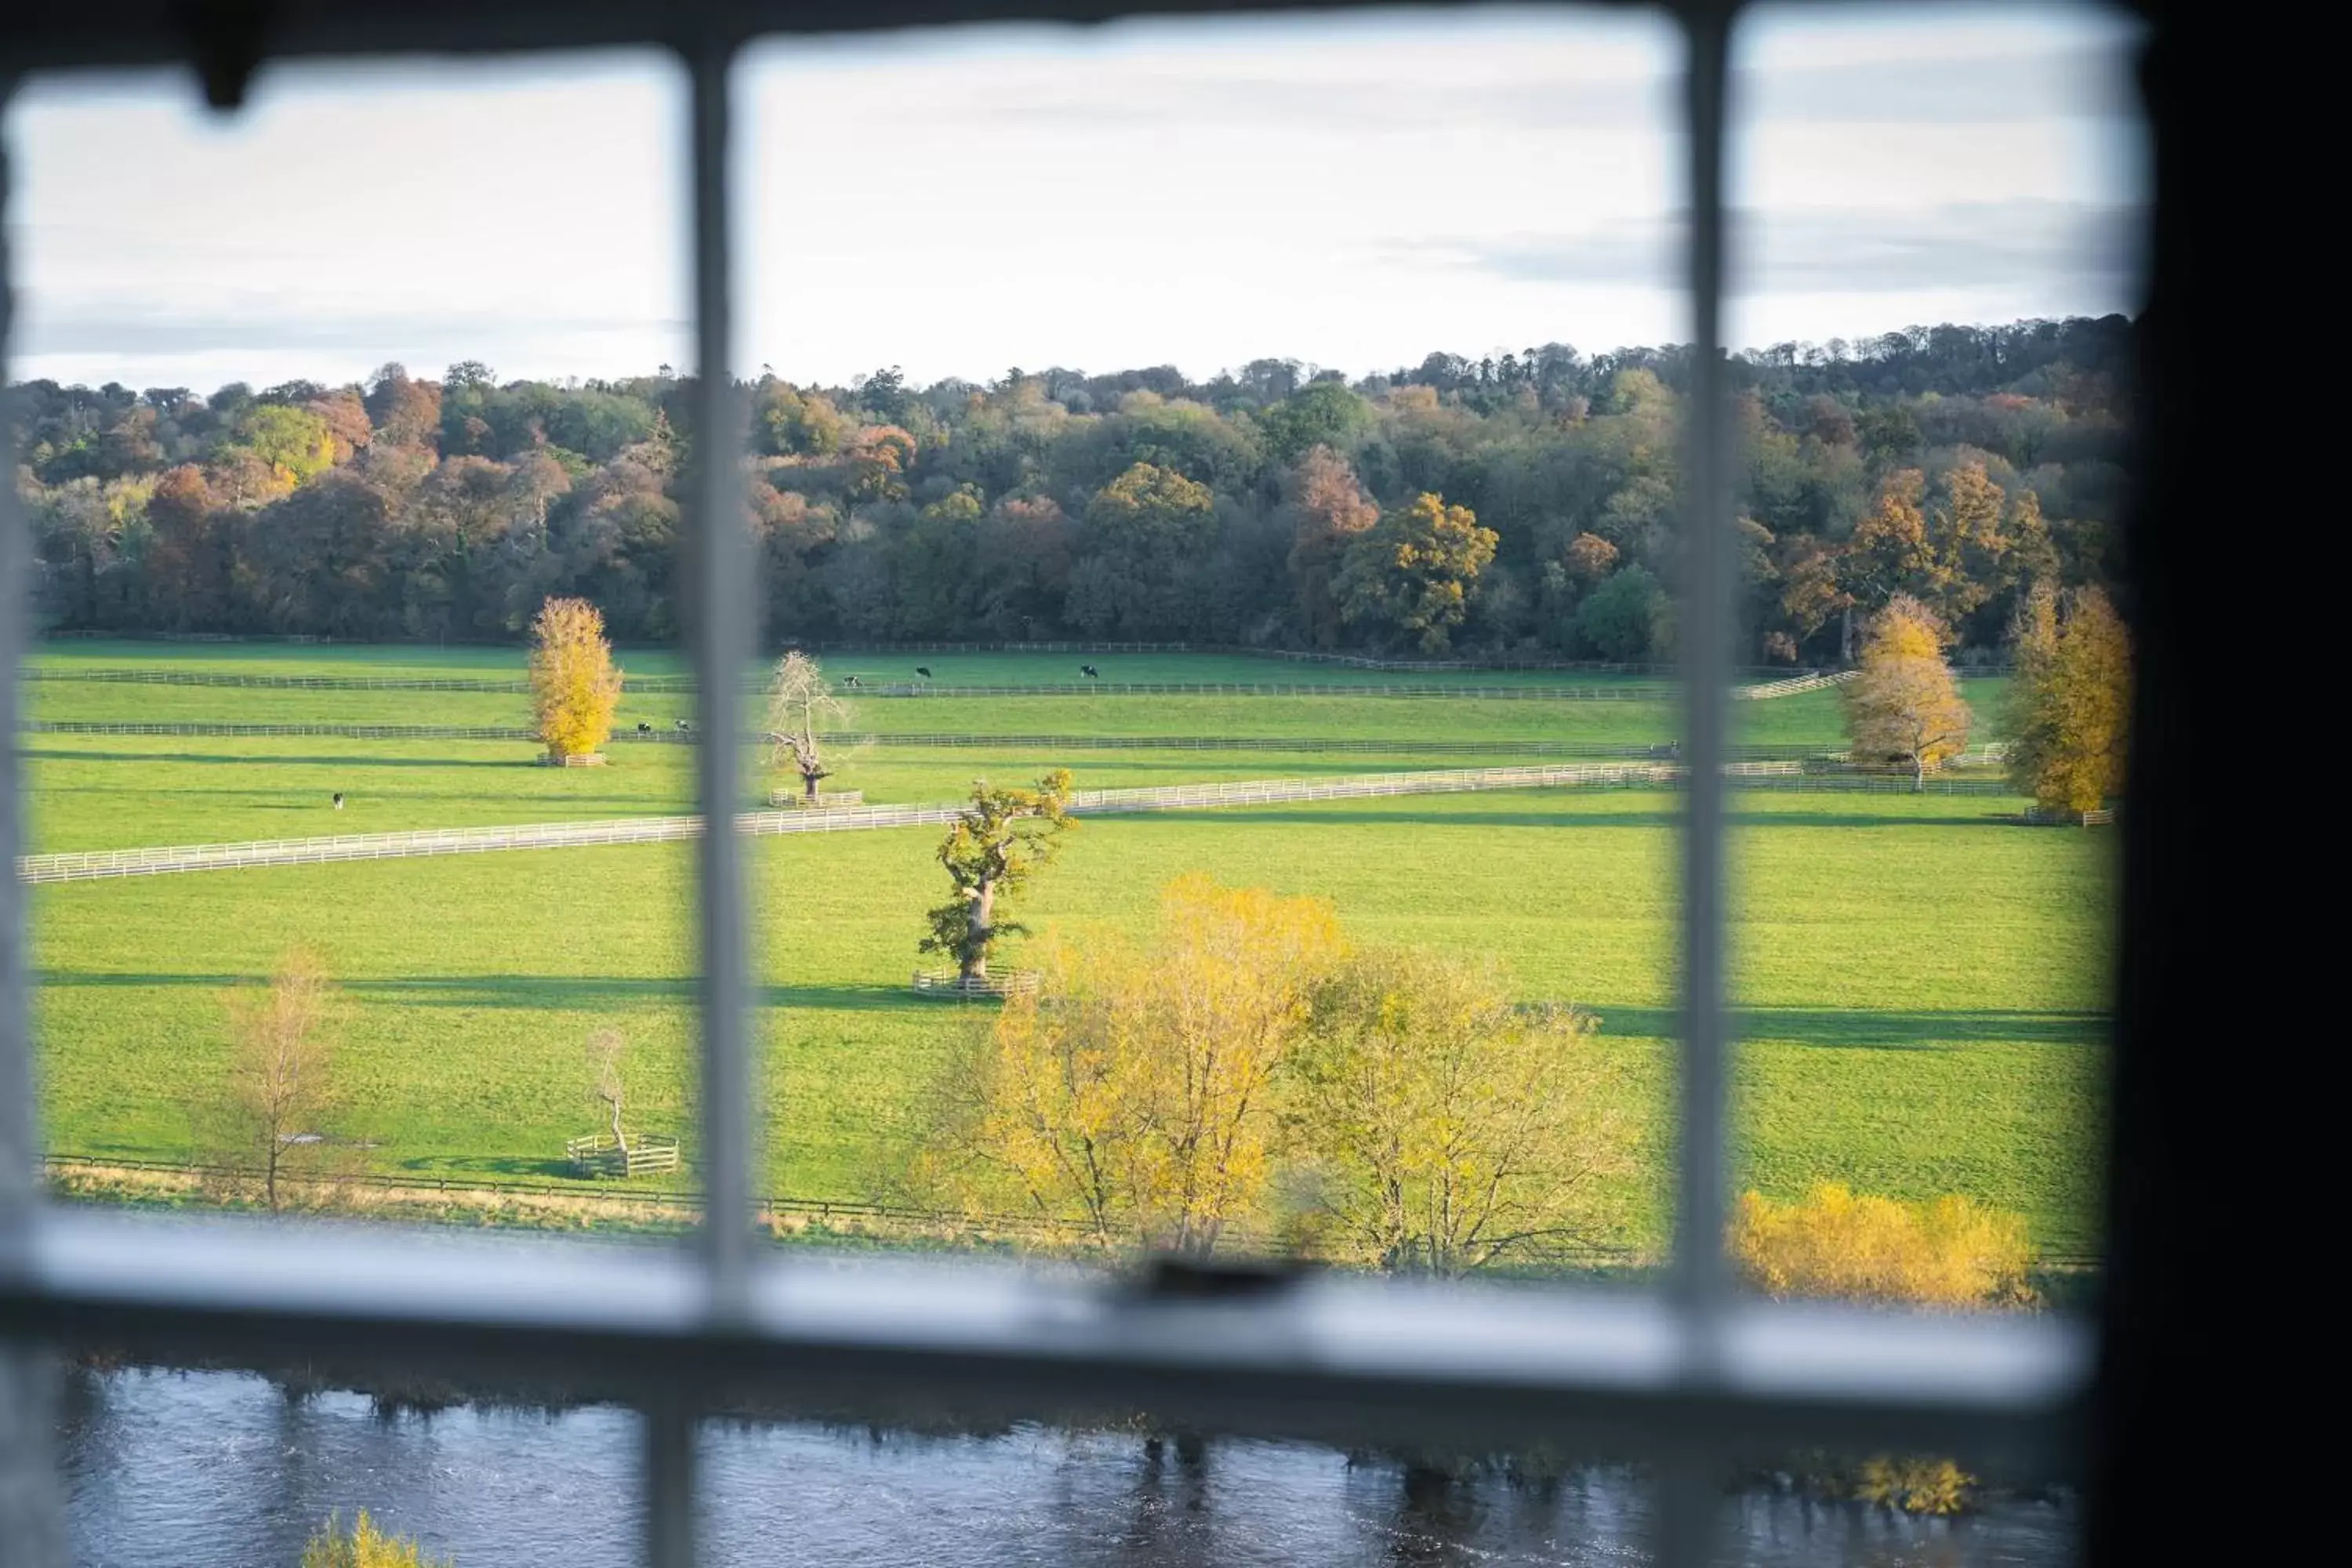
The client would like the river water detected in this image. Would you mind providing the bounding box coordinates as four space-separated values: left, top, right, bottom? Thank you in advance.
56 1366 2074 1567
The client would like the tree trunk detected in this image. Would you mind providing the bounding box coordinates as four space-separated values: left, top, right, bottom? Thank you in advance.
1913 753 1926 792
1839 603 1855 664
609 1096 628 1156
802 768 822 801
964 880 996 982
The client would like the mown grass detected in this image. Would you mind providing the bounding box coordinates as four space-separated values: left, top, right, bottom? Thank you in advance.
24 646 2090 1260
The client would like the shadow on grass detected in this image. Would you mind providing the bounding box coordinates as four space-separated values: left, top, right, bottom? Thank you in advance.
395 1154 581 1181
1156 806 2005 830
37 971 924 1016
1590 1002 2109 1048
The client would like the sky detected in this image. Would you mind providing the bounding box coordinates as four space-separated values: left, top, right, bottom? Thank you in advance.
2 3 2145 393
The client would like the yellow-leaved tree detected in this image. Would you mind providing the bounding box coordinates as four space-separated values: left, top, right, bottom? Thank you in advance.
528 596 623 762
930 874 1345 1258
1842 593 1970 789
1284 948 1629 1276
2005 581 2131 815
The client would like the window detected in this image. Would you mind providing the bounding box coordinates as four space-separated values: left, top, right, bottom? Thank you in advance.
2 3 2162 1565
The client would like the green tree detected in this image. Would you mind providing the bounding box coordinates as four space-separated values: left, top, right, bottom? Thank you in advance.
1335 492 1498 652
1842 594 1971 789
1573 564 1666 662
230 403 338 490
920 770 1076 983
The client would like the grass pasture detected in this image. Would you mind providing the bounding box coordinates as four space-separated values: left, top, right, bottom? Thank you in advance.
22 642 2100 1260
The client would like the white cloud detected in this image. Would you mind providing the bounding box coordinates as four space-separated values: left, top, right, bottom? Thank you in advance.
4 4 2144 390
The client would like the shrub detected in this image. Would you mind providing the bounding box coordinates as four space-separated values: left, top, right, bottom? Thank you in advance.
301 1511 449 1567
1731 1182 2034 1309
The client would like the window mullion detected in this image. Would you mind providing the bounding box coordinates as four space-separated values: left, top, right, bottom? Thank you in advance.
687 35 756 1323
1673 0 1736 1327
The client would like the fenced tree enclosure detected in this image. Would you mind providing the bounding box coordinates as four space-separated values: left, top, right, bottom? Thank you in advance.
527 596 622 762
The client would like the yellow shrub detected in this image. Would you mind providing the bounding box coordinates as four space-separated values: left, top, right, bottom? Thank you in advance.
301 1511 449 1567
1730 1183 2034 1309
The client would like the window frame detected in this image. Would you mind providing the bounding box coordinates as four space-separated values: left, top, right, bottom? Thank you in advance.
0 4 2147 1564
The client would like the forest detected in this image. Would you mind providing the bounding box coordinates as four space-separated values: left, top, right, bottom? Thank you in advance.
10 315 2131 663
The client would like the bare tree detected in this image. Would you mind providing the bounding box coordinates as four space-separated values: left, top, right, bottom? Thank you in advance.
587 1025 630 1156
765 650 853 802
216 946 344 1213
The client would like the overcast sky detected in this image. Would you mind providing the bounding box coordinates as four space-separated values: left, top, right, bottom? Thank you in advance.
3 3 2144 392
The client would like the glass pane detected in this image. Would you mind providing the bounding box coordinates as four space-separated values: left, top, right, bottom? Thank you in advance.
1717 0 2141 1548
738 9 1686 1282
10 56 703 1235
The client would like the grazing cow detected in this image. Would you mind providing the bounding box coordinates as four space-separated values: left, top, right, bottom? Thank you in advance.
676 718 691 732
843 674 862 688
331 793 344 810
637 721 652 733
915 666 933 679
1080 664 1099 679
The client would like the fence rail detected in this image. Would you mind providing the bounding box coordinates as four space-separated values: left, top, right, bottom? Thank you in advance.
563 1134 682 1178
911 968 1041 998
19 761 2030 884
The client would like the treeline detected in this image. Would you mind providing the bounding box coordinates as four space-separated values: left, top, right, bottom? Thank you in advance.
12 316 2131 662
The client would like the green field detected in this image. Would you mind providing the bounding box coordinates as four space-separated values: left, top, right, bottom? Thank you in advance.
24 644 2096 1256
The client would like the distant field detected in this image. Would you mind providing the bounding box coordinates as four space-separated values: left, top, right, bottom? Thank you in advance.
21 644 2094 1259
33 640 1682 691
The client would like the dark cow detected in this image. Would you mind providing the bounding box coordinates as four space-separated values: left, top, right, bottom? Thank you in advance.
676 718 691 732
637 721 652 734
331 793 345 810
1080 664 1100 679
915 666 933 679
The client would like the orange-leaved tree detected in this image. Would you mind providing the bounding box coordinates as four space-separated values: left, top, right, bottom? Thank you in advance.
528 596 623 761
1842 593 1970 789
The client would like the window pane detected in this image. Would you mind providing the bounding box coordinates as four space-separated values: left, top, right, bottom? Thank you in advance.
11 56 706 1242
736 9 1688 1282
1719 0 2141 1546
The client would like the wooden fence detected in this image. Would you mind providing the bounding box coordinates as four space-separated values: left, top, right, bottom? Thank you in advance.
564 1133 681 1178
910 969 1041 998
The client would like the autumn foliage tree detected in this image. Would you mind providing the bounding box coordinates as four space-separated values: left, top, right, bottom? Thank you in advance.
213 946 345 1213
527 596 623 761
1285 949 1627 1276
920 770 1076 983
1335 492 1499 652
1842 594 1971 789
2005 581 2132 815
934 875 1345 1256
1281 446 1381 648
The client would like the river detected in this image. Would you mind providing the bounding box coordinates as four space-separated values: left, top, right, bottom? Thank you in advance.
56 1366 2074 1566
